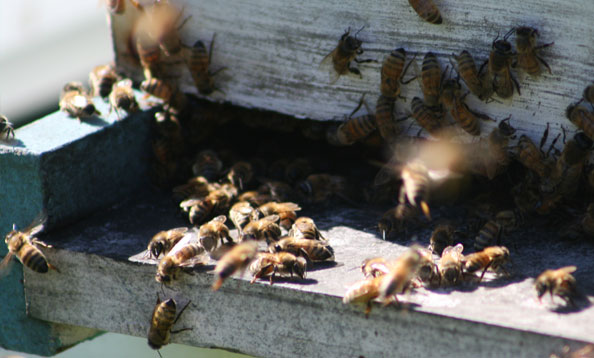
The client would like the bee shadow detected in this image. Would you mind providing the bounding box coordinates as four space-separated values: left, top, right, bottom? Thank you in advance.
307 261 342 272
83 115 110 127
0 138 25 147
476 273 526 289
254 277 319 286
549 294 592 314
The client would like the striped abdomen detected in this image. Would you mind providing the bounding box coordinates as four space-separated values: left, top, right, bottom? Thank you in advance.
337 114 377 144
380 48 406 98
148 299 176 349
18 243 49 273
411 97 442 135
141 78 174 102
455 51 484 99
474 220 502 251
375 95 398 140
408 0 442 24
451 102 480 136
421 52 442 107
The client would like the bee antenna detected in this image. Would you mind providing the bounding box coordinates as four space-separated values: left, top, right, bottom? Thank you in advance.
504 27 515 40
157 350 163 358
355 25 365 36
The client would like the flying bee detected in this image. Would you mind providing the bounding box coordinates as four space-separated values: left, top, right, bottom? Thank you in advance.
420 52 443 109
297 173 348 204
288 216 325 241
59 82 100 120
407 0 442 24
428 223 454 256
269 237 335 263
380 48 415 100
584 84 594 104
212 240 258 291
198 215 231 252
463 246 511 282
226 161 253 190
399 160 432 220
229 201 256 238
0 115 15 140
416 247 440 287
452 50 489 101
361 257 391 278
89 64 118 99
343 275 384 317
192 150 223 181
147 296 191 351
145 1 188 57
146 227 187 259
377 203 421 240
566 103 594 140
514 27 553 77
484 117 516 179
439 244 464 287
485 30 520 99
255 202 302 230
440 78 490 136
249 251 307 284
155 232 206 284
186 35 224 95
410 97 445 137
241 215 282 244
109 79 139 120
133 25 161 79
319 27 376 84
535 266 578 307
515 134 549 177
1 213 58 274
377 248 422 304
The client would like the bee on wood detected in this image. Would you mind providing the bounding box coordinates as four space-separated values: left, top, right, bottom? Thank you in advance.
361 257 391 278
288 216 325 241
420 52 443 109
229 201 256 238
343 275 384 317
186 35 224 95
249 251 307 284
566 103 594 140
380 48 415 100
410 97 445 137
328 113 377 146
440 78 490 136
212 241 258 291
416 247 440 287
241 215 282 244
269 237 335 263
198 215 231 252
109 79 139 120
155 232 206 284
483 117 516 179
484 30 520 99
147 227 187 259
0 115 15 140
297 174 348 204
255 202 302 230
535 266 578 307
438 244 464 287
1 213 58 274
463 246 511 282
89 64 118 99
59 82 100 120
514 27 553 77
399 160 432 220
192 150 223 181
583 84 594 104
407 0 442 24
147 296 191 351
452 50 489 101
377 248 422 304
428 224 454 256
515 134 550 177
226 161 253 191
319 27 376 84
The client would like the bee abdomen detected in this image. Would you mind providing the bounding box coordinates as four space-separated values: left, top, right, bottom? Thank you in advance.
337 114 377 144
375 95 398 140
411 97 442 135
20 246 49 273
455 106 480 136
474 221 501 251
408 0 442 24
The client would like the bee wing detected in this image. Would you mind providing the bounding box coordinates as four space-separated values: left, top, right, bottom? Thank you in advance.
212 215 227 223
168 230 200 256
177 254 208 268
372 161 403 186
169 227 189 235
115 78 133 89
23 212 48 236
558 266 577 274
319 48 340 84
261 215 280 224
279 202 301 211
179 197 202 208
0 252 15 278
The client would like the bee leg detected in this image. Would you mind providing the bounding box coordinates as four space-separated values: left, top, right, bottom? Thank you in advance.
511 74 521 96
47 263 60 273
31 239 53 248
536 55 552 74
354 58 377 64
208 33 217 63
170 327 193 334
478 262 493 283
173 300 192 325
364 301 372 318
269 267 278 285
348 66 362 78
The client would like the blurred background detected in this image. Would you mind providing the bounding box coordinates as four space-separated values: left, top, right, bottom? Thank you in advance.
0 1 249 357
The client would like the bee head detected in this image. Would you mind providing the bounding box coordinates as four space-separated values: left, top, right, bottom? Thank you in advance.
443 267 459 285
292 257 307 280
534 279 548 298
150 241 164 259
574 132 593 150
162 298 176 309
83 104 97 117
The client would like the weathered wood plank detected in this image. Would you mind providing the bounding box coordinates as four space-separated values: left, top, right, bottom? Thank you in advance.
111 0 593 143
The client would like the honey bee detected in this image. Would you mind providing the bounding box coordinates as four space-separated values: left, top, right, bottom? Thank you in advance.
212 240 258 291
180 194 219 225
514 27 553 77
428 224 454 256
438 244 464 287
484 117 516 179
229 201 256 238
147 227 187 259
141 77 174 102
584 84 594 104
282 158 312 185
420 52 443 109
380 48 415 100
550 132 593 199
440 78 489 136
241 215 282 244
269 237 334 262
186 35 224 95
452 50 488 101
155 232 206 284
515 134 549 177
416 247 440 287
1 213 58 274
319 27 375 84
147 296 191 351
153 110 184 156
361 257 391 278
535 266 578 307
566 103 594 140
399 160 431 220
145 1 187 57
485 30 520 99
0 115 15 140
375 95 402 141
377 203 421 240
343 275 384 316
59 82 100 120
134 28 161 79
226 161 253 190
109 79 139 119
329 113 377 146
288 216 325 241
173 176 214 201
377 248 422 304
473 219 503 251
255 202 302 230
297 173 348 203
410 97 445 137
407 0 442 24
198 215 231 252
89 64 118 99
463 246 510 282
192 150 223 181
249 251 307 284
237 191 274 207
